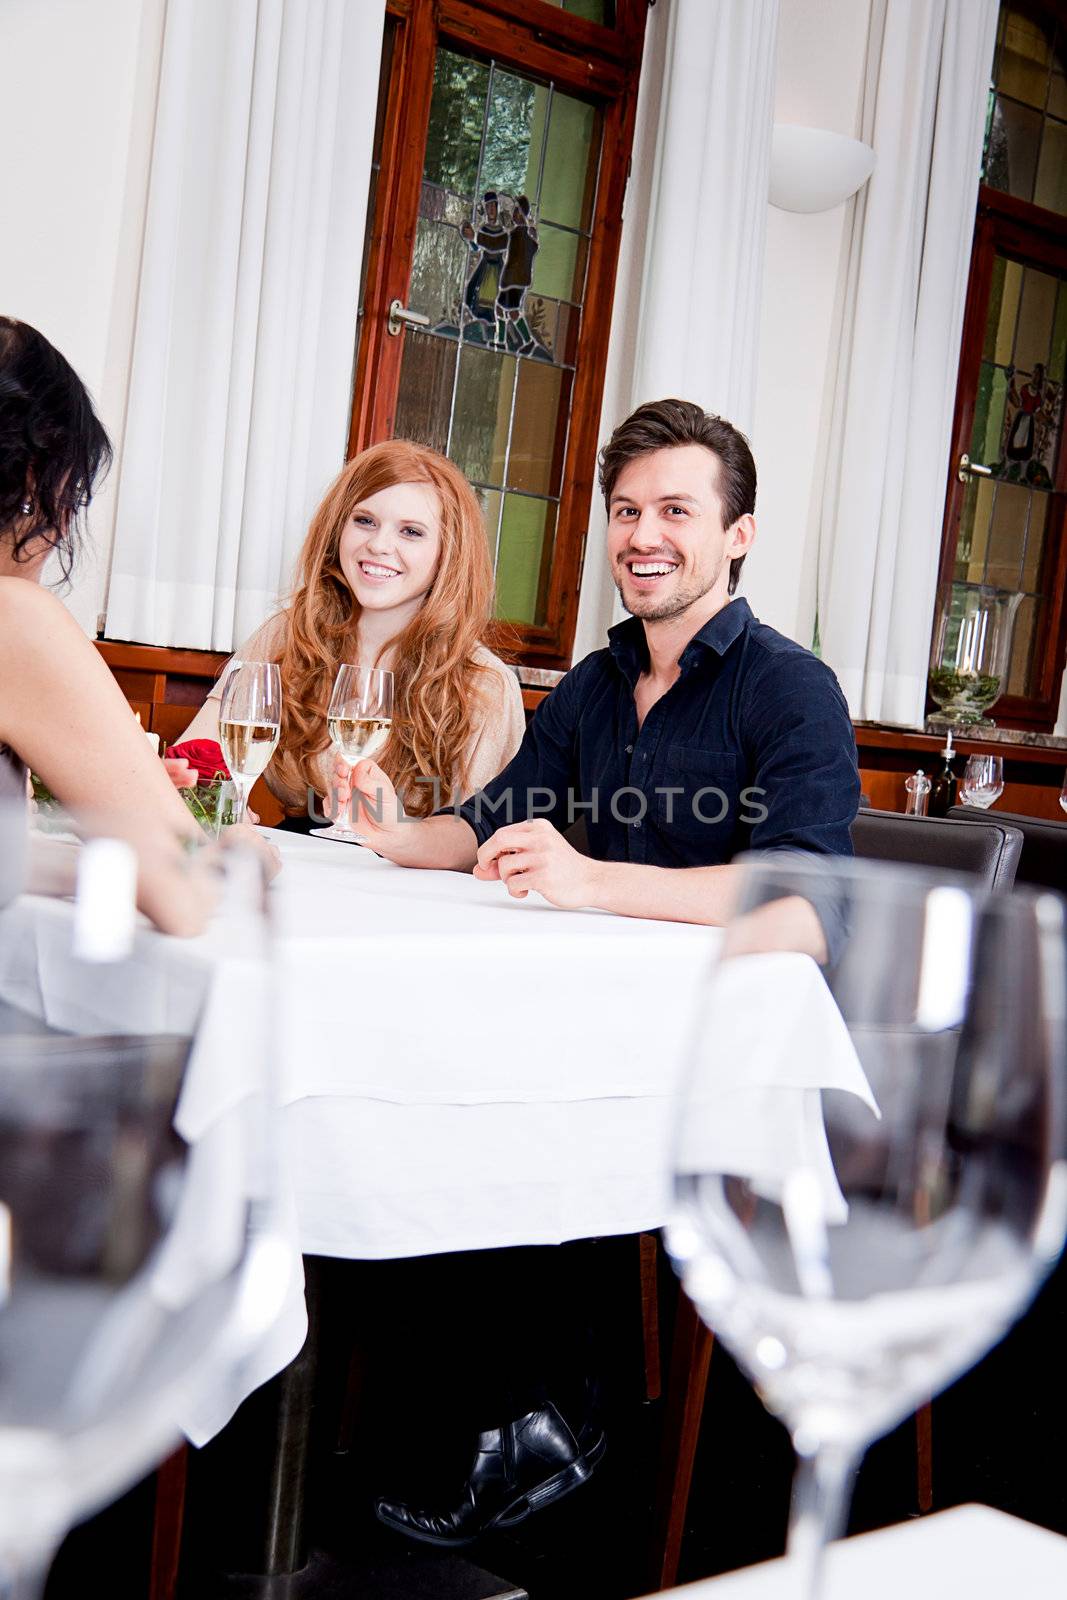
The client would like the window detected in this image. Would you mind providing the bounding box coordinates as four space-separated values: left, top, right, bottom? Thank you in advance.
937 2 1067 729
348 0 648 668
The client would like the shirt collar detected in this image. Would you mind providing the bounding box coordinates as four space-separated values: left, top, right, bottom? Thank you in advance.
607 597 755 685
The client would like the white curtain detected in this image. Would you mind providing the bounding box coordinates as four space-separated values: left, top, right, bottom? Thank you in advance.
815 0 999 727
573 0 780 660
106 0 385 650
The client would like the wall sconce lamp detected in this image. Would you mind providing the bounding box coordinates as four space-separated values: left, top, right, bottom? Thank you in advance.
769 124 876 213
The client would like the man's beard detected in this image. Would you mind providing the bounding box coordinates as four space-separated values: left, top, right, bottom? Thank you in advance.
612 561 721 623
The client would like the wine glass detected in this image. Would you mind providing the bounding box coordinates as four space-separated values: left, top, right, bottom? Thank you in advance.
315 665 394 843
667 855 1066 1600
1060 768 1066 817
959 753 1004 809
218 661 282 826
0 804 291 1598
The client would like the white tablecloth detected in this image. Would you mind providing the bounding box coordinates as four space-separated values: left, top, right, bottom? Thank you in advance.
0 832 875 1440
649 1505 1067 1597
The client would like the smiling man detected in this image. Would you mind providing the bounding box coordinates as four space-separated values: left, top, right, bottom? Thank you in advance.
352 399 861 1549
345 397 860 945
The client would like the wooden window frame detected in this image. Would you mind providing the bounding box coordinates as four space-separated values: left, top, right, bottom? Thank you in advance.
936 2 1067 731
348 0 649 669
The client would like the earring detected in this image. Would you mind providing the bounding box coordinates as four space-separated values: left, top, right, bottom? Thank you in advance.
20 501 31 515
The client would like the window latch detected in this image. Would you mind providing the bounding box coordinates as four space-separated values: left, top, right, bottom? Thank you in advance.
957 453 993 483
387 300 431 337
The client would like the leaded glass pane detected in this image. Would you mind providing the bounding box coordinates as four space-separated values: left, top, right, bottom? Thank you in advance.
494 496 557 624
1034 118 1067 212
986 481 1029 588
394 330 457 456
480 68 543 198
507 361 571 496
449 347 515 488
532 226 589 302
540 0 616 22
1050 281 1067 382
1014 264 1058 373
1021 490 1048 590
540 93 599 231
425 52 489 194
1006 593 1039 694
998 8 1050 107
985 95 1042 198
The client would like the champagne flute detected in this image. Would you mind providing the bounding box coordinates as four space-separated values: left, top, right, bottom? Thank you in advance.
316 665 394 842
959 753 1004 809
1060 768 1066 817
667 855 1066 1600
218 661 282 826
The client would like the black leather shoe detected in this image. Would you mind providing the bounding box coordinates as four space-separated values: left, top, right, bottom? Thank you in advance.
374 1401 606 1547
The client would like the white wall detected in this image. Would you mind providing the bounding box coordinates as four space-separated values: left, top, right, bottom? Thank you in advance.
0 0 165 634
744 0 873 649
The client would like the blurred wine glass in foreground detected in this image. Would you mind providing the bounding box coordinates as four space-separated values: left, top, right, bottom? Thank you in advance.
0 804 290 1598
668 856 1066 1600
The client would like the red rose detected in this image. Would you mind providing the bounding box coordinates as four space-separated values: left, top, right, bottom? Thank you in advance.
166 739 231 784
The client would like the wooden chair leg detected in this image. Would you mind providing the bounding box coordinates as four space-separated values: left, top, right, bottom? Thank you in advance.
149 1443 188 1600
639 1232 663 1403
650 1282 715 1592
916 1401 933 1513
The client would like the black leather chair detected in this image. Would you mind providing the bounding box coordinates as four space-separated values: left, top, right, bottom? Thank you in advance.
851 807 1023 891
945 805 1067 891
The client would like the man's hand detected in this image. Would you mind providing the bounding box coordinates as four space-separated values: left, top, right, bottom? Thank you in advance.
473 819 601 908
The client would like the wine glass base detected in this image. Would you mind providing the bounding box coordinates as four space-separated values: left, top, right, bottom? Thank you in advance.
309 825 366 846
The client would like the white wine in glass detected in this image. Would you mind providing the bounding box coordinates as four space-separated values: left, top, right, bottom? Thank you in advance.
218 661 282 826
1060 768 1067 817
318 665 394 842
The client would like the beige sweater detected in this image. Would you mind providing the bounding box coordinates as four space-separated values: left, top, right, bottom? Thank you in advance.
211 620 525 815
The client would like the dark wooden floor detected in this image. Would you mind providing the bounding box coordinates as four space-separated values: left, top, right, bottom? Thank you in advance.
44 1246 1067 1600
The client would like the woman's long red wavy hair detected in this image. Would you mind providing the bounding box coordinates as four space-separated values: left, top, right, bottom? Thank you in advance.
271 440 497 814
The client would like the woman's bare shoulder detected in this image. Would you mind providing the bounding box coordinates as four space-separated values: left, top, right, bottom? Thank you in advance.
0 578 83 648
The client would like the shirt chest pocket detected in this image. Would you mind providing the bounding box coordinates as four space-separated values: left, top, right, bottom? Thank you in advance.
654 746 741 841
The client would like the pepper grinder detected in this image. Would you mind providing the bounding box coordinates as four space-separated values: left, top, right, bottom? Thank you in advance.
904 769 932 817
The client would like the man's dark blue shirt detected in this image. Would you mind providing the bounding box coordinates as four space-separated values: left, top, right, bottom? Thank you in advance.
453 598 860 867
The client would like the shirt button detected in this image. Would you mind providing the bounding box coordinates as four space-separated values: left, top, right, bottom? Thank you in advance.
625 744 634 755
633 819 642 829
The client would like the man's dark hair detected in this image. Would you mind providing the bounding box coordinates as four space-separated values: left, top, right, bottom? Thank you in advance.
0 317 112 579
598 398 756 595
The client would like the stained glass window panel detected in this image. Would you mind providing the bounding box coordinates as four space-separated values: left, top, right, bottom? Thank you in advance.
507 362 572 497
1021 492 1048 591
409 216 470 326
1034 118 1067 213
449 347 515 488
986 481 1030 588
480 68 542 198
993 259 1023 365
1050 68 1067 119
425 52 489 195
540 94 599 231
997 9 1051 107
474 486 504 566
1006 593 1039 695
1014 265 1058 374
1050 282 1067 382
495 497 557 624
540 0 616 21
394 331 458 456
986 95 1042 199
532 226 589 303
964 478 996 583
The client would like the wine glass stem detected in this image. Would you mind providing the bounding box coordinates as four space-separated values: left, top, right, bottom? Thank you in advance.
0 1551 51 1600
233 778 249 827
787 1444 855 1600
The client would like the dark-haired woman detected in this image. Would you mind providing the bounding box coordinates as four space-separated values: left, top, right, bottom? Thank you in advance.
0 316 277 928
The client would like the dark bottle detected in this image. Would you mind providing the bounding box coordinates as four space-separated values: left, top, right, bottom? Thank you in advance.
928 731 958 818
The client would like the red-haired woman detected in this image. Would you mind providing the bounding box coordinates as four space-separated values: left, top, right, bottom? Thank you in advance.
177 439 523 821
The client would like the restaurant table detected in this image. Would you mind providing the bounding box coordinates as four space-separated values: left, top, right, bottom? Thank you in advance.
0 831 875 1581
647 1504 1067 1597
